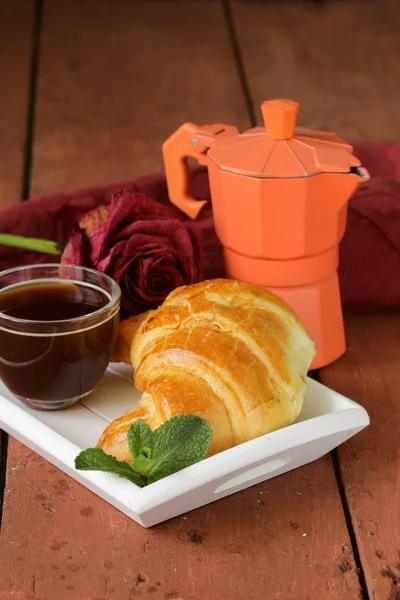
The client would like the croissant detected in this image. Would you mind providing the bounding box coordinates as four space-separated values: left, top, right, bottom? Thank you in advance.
98 279 316 460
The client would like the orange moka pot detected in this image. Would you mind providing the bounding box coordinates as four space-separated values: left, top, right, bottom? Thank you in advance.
162 99 370 369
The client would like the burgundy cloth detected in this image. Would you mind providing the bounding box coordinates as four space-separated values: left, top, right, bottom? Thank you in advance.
1 142 400 314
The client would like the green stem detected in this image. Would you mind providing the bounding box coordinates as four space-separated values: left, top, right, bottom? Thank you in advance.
0 234 65 256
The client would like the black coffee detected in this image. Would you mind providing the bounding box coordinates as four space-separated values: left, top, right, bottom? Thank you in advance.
0 280 119 404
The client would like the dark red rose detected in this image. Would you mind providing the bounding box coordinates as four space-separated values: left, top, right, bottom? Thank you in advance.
61 190 204 315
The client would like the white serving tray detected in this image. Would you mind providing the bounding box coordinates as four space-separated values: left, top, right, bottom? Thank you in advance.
0 364 369 528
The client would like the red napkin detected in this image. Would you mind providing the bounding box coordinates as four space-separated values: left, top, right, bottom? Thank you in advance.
340 142 400 312
1 142 399 315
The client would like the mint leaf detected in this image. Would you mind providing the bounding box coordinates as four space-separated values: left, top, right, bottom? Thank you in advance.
127 419 154 461
130 455 153 477
145 415 212 484
75 448 144 487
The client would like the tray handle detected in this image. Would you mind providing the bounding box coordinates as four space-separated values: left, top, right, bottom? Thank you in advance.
213 456 291 495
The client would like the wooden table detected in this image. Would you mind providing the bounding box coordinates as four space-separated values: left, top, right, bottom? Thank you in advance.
1 1 400 598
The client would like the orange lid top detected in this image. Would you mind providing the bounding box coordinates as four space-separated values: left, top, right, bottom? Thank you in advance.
207 99 361 178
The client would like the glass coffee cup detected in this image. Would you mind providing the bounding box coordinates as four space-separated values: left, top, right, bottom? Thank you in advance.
0 264 121 410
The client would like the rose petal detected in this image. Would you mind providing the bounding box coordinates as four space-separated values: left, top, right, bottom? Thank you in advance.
104 191 177 240
78 204 110 264
61 227 89 266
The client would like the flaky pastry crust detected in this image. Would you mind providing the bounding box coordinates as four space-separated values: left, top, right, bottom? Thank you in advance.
100 279 316 460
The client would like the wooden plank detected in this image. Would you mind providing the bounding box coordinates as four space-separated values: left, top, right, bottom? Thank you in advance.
0 0 34 527
0 1 359 598
231 0 400 141
0 1 35 207
29 0 249 198
1 444 360 600
320 314 400 600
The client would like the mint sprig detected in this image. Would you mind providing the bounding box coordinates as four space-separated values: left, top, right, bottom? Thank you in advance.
75 415 212 487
